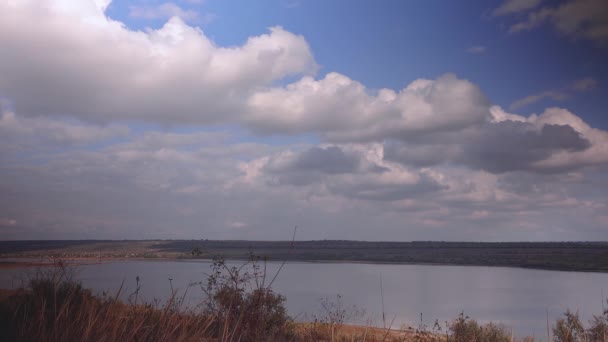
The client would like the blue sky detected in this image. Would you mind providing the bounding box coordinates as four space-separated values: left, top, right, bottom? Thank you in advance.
0 0 607 241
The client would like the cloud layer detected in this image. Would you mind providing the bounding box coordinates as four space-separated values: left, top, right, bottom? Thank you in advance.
1 0 607 241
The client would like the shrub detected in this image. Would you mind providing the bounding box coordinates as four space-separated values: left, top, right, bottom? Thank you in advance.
449 312 481 341
200 256 294 341
408 315 443 342
302 294 365 341
587 313 608 342
553 310 586 342
448 312 510 342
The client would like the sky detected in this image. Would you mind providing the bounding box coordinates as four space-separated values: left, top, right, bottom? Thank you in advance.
0 0 607 241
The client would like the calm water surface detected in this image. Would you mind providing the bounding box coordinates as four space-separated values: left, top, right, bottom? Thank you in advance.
1 260 607 339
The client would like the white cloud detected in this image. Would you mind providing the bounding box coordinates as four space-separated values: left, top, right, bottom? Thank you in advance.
0 1 316 124
248 73 492 141
0 1 497 143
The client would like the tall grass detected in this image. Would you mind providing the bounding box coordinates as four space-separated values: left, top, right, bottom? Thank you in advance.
0 259 293 342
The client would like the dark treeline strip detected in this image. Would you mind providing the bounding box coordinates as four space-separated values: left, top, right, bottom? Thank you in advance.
2 240 608 272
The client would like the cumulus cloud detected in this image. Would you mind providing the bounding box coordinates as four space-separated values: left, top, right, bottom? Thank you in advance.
248 73 492 141
522 108 608 171
459 121 590 173
491 106 608 171
0 1 316 124
384 106 606 174
0 2 498 142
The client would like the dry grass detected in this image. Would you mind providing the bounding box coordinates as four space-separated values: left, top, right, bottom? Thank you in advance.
0 266 215 341
0 259 294 342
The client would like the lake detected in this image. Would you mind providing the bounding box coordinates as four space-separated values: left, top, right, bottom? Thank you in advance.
1 259 607 339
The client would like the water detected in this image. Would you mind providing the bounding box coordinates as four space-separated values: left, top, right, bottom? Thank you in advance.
1 259 607 339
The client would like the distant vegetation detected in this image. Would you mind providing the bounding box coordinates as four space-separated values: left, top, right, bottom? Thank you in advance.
2 240 608 272
0 259 607 341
